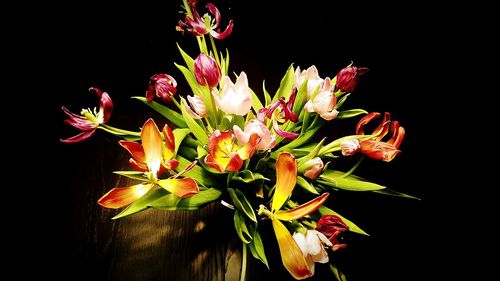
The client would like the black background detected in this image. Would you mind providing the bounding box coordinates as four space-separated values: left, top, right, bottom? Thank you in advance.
37 0 463 280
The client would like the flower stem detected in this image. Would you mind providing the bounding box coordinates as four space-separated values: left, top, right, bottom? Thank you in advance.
240 242 247 281
343 156 364 178
100 124 141 136
209 35 221 66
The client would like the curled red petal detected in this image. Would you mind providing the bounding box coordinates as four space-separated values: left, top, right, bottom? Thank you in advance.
99 92 113 123
225 152 244 171
204 154 224 172
360 140 400 162
206 3 221 29
356 112 381 135
273 121 298 140
210 20 233 39
119 140 146 163
60 130 96 143
129 158 148 172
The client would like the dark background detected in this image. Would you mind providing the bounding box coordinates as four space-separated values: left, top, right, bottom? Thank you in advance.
37 0 462 280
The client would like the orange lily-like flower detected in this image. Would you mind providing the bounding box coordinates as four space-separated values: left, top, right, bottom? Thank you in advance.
259 152 329 280
204 130 259 172
98 118 199 209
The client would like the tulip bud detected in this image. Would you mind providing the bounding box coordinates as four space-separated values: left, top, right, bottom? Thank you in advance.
146 74 177 103
187 95 208 118
194 53 221 89
316 215 348 237
303 157 324 180
335 66 368 93
340 138 361 156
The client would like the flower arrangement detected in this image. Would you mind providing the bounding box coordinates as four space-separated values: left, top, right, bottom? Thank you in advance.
61 0 414 280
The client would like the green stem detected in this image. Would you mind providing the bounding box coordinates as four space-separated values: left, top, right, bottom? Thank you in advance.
100 124 141 136
209 35 221 66
240 243 247 281
343 156 364 178
171 96 183 111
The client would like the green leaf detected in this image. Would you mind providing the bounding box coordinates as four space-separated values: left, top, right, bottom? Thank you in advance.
372 188 420 200
196 145 208 159
152 188 222 210
318 170 385 191
319 135 371 156
113 171 147 181
173 128 191 157
318 206 368 235
329 263 348 281
296 176 319 194
297 138 325 170
334 93 351 110
175 63 214 116
224 48 230 76
228 188 257 222
176 156 218 187
272 64 295 102
234 210 253 244
336 109 368 119
179 97 208 143
120 135 141 141
272 124 323 157
263 81 271 107
232 170 270 183
250 87 264 111
132 97 187 128
292 79 309 114
113 189 168 219
248 225 269 269
177 43 195 73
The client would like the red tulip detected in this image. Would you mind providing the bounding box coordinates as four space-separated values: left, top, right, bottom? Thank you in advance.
145 74 177 103
177 2 233 39
316 215 349 251
194 53 221 88
335 66 368 93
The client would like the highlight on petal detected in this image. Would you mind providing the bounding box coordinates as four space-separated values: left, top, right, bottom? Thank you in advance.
97 183 153 209
119 140 146 162
141 118 163 175
162 125 175 160
356 112 381 135
236 134 259 160
360 140 400 162
60 130 96 144
387 122 405 148
157 178 199 198
225 152 244 171
271 152 298 213
272 219 312 280
275 193 329 221
129 158 148 172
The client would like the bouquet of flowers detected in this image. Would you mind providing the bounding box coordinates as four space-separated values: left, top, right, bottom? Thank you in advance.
61 0 413 279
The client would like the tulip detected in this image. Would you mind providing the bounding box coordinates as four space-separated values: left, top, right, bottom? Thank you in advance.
258 88 299 139
316 215 349 251
233 120 276 151
340 138 360 156
295 66 324 98
292 230 332 275
335 66 368 93
61 87 113 143
184 95 208 119
212 72 252 116
146 74 177 104
194 53 221 88
177 2 233 39
204 130 259 172
303 157 324 180
98 119 199 209
258 152 329 279
304 77 339 121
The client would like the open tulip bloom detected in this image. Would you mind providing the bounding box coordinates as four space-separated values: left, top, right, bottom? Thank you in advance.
61 1 415 280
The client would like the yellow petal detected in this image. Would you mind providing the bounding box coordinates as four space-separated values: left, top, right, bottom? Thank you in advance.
275 193 329 221
272 219 312 280
271 152 297 212
162 124 175 160
157 178 199 198
97 183 153 209
141 118 163 175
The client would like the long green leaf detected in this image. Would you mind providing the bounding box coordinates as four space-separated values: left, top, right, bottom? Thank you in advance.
297 138 325 169
334 93 351 110
292 79 310 115
329 263 348 281
228 188 257 222
272 64 295 102
318 176 385 192
318 206 368 235
132 97 187 128
176 156 218 187
234 210 253 244
152 188 222 210
176 43 195 72
173 128 191 156
336 109 368 119
272 125 322 157
179 97 208 143
296 176 319 194
113 171 147 181
232 170 269 183
372 188 420 200
175 63 214 116
112 189 168 219
249 87 264 111
263 81 271 107
248 225 269 269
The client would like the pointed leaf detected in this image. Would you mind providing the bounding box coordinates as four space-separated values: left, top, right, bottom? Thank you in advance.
319 170 385 191
329 263 348 281
177 43 195 72
263 81 271 107
132 97 187 128
296 176 319 194
373 188 420 200
292 78 309 115
176 155 218 187
250 87 264 111
248 225 269 269
336 109 368 119
232 170 270 183
297 138 325 169
113 171 147 181
228 188 257 222
334 93 351 110
272 64 295 102
234 210 253 244
152 188 222 210
173 128 191 156
112 187 166 219
318 206 368 235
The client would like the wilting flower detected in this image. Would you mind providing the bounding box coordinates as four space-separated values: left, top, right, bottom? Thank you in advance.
303 157 324 180
177 2 233 39
295 65 324 98
212 72 253 116
258 89 299 139
293 230 332 275
184 95 208 119
258 152 329 279
98 119 199 209
304 78 338 120
340 138 361 156
61 87 113 143
316 215 349 251
233 120 276 151
355 112 405 162
335 66 368 93
194 53 221 88
146 74 177 103
204 130 259 172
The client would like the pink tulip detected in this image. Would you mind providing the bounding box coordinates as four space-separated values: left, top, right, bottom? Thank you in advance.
295 66 324 98
184 95 208 119
212 72 252 116
303 157 324 180
194 53 221 88
233 120 276 151
340 139 361 156
177 2 233 40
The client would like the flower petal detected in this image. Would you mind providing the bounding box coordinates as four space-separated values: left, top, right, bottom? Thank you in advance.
157 178 199 198
356 112 381 135
129 158 148 172
360 140 401 162
206 3 221 29
97 183 153 209
387 122 405 149
273 120 298 140
141 118 163 175
210 20 234 39
272 219 312 280
119 140 146 163
91 87 113 123
60 130 96 143
236 133 259 160
162 124 175 160
225 152 244 171
275 193 329 221
271 152 297 213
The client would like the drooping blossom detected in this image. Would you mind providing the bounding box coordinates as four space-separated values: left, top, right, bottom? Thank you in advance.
258 152 329 279
146 74 177 104
316 215 349 251
98 119 199 209
303 157 324 180
335 66 368 93
233 119 276 151
204 130 259 172
293 230 332 275
184 95 208 119
258 88 299 140
177 2 233 39
340 138 361 156
61 87 113 143
194 52 221 88
295 65 324 98
212 72 253 116
304 78 339 120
